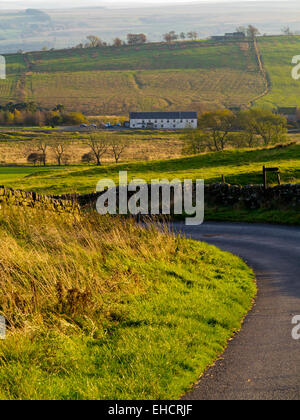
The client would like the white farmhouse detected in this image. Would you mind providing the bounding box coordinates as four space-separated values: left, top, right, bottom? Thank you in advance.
129 112 198 129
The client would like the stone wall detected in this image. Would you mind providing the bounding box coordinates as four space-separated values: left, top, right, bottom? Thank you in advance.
204 183 300 210
57 183 300 212
0 186 80 214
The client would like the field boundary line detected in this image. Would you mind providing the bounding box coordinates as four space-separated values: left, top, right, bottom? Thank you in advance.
248 39 271 107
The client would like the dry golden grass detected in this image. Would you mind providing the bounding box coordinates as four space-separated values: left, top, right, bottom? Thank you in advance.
0 204 256 400
23 68 265 115
0 205 174 334
0 132 184 165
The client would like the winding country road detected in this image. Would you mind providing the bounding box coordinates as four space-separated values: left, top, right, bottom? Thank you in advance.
172 222 300 400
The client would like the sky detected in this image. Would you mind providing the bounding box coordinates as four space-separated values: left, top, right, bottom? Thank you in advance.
0 0 279 8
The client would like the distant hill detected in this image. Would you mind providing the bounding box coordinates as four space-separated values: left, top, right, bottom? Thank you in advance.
24 9 51 21
1 1 300 53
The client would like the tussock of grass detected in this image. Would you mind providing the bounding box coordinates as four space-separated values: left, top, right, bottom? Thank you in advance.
0 206 256 400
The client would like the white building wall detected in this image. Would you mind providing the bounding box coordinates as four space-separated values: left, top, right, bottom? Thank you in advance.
130 118 197 129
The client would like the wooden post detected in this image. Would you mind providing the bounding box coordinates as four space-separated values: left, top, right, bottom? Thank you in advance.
263 166 267 190
222 175 225 183
277 173 281 186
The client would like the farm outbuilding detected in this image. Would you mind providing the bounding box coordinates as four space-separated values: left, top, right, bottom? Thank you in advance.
277 107 298 122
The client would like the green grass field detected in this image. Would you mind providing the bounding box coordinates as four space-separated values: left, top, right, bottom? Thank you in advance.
0 205 256 400
2 40 264 114
256 36 300 108
1 143 298 195
8 42 256 73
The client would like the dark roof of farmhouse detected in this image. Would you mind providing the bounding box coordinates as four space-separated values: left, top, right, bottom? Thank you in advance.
130 112 197 120
277 107 297 114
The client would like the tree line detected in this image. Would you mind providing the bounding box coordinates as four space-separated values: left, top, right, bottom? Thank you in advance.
0 102 86 127
69 24 265 50
73 31 200 49
27 135 129 167
183 109 288 155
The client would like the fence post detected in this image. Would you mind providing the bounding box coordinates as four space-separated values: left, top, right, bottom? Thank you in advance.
277 173 281 186
263 166 267 190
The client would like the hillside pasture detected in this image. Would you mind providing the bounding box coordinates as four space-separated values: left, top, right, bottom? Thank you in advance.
23 68 265 115
1 40 265 114
18 42 257 73
0 77 19 103
256 36 300 108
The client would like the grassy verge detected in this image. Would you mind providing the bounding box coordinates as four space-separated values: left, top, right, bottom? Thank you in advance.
0 206 256 400
205 207 300 225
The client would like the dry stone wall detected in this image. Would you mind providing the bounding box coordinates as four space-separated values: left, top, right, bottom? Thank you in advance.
0 186 80 214
58 183 300 211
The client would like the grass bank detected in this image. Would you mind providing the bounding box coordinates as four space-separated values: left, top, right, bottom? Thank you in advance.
0 143 299 195
0 206 256 400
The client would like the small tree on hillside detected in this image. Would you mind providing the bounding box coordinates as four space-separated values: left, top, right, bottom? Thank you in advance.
127 34 147 45
282 26 293 36
187 31 198 41
27 152 44 166
84 135 109 166
199 110 237 151
110 137 129 163
86 35 103 48
163 31 178 43
113 37 123 47
81 152 96 165
51 140 67 166
247 25 260 39
37 141 48 166
247 109 287 145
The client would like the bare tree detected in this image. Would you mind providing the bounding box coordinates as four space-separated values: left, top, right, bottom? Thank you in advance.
110 137 129 164
84 135 109 166
282 26 293 36
51 141 67 166
37 141 48 166
187 31 198 41
247 25 260 39
86 35 103 48
113 37 123 47
127 34 147 45
163 31 178 43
